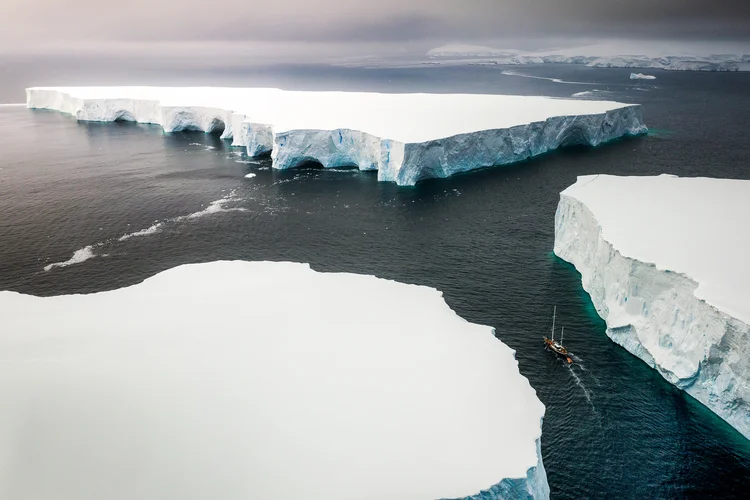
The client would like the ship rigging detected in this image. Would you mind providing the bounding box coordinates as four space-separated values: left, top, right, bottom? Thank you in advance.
543 306 573 364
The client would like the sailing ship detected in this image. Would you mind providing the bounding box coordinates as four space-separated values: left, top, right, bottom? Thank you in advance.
544 306 573 364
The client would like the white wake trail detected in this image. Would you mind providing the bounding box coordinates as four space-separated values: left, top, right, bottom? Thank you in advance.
570 355 602 386
567 364 597 413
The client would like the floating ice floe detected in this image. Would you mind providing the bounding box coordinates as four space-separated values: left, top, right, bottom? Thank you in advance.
629 73 657 80
0 261 549 499
27 86 646 186
554 174 750 440
43 244 98 271
117 222 164 241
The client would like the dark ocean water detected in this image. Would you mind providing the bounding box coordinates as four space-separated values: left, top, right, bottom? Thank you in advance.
1 64 750 498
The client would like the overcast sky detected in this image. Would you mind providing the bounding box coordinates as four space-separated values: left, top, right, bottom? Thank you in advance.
2 0 749 58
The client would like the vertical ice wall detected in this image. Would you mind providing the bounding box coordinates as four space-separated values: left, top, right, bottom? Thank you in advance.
27 87 646 186
554 175 750 440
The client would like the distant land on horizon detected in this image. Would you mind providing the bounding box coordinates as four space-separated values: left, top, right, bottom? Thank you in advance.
424 40 750 72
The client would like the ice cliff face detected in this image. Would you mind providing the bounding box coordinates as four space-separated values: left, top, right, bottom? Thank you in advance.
468 438 549 500
265 106 646 186
378 108 645 186
554 175 750 440
27 87 646 187
26 88 238 140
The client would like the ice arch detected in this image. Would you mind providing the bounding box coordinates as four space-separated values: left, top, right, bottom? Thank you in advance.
206 117 226 136
113 110 136 122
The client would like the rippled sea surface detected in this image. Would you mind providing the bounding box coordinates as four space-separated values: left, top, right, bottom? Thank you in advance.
2 64 750 498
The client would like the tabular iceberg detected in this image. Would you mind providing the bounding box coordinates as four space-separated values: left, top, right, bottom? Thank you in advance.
554 175 750 440
0 260 549 500
27 86 646 186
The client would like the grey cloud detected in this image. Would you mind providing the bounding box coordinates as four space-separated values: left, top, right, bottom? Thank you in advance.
2 0 749 51
194 13 455 43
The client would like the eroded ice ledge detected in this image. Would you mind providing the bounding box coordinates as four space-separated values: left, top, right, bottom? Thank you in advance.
27 86 646 186
554 174 750 440
0 261 548 500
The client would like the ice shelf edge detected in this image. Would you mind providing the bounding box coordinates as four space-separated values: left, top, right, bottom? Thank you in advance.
26 87 646 186
553 190 750 441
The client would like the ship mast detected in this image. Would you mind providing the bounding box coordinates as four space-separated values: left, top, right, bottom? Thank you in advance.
551 306 556 341
560 326 564 345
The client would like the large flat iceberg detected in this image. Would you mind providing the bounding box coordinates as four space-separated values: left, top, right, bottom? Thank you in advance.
0 261 549 500
554 175 750 440
27 86 646 186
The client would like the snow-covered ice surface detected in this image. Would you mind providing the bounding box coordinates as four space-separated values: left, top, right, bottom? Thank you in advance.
554 175 750 440
629 73 656 80
0 261 549 500
427 41 750 72
27 86 646 186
